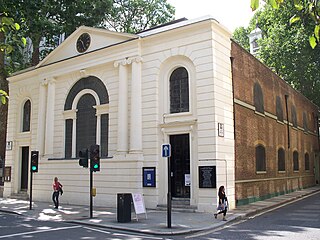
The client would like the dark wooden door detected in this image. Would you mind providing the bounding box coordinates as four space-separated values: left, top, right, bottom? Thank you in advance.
170 134 190 198
21 147 29 191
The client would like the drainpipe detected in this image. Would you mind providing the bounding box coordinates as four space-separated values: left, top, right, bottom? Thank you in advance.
285 95 290 192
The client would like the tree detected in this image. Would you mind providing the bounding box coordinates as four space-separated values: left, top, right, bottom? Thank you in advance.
104 0 175 33
0 13 25 166
250 0 320 48
234 1 320 106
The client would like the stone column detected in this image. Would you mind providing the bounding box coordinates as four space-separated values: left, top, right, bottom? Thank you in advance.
114 60 129 153
129 57 143 153
45 78 56 156
72 116 77 158
37 79 47 156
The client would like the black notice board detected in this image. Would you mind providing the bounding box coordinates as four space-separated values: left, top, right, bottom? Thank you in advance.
199 166 216 188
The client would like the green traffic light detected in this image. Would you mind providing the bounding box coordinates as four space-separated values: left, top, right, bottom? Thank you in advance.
32 166 37 171
93 164 98 169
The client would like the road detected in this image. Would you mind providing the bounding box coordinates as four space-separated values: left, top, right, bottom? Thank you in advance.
0 192 319 239
184 191 320 240
0 213 166 240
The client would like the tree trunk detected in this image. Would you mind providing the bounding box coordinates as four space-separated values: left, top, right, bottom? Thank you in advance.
31 35 41 66
0 27 8 185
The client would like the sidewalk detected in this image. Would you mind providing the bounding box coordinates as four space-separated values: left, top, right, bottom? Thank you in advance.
1 186 319 235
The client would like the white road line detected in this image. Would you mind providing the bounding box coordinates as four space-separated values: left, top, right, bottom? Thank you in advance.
0 225 81 239
83 226 164 239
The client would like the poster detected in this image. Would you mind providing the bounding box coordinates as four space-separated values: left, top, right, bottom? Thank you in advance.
131 193 146 214
199 166 216 188
143 167 156 187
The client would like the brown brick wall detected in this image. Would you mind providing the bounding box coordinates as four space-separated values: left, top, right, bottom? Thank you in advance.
231 41 319 204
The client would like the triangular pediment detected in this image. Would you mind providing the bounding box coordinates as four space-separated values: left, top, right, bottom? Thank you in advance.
37 26 137 67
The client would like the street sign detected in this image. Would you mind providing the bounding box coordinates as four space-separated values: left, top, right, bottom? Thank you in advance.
161 144 171 158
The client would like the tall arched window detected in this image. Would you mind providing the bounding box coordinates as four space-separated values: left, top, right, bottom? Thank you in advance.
22 100 31 132
254 82 264 114
293 151 299 171
170 67 189 113
256 145 266 172
276 96 283 122
64 76 109 159
76 94 97 155
278 148 285 171
305 153 310 171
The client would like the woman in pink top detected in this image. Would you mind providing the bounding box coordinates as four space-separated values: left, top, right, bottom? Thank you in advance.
52 177 63 209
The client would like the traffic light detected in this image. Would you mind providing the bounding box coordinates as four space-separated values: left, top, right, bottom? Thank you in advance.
90 144 100 172
31 151 39 172
79 149 88 168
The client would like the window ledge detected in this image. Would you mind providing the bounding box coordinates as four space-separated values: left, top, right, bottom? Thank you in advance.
256 171 267 174
278 170 286 173
254 111 265 117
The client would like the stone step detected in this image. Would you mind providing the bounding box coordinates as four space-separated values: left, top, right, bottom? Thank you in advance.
156 204 197 213
10 191 29 200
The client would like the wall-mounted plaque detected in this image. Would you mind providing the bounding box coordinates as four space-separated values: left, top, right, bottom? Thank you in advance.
143 167 156 187
4 166 11 182
199 166 216 188
6 141 12 150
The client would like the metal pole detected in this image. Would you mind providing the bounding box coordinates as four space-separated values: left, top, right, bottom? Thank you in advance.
90 167 93 218
167 156 171 228
29 171 33 210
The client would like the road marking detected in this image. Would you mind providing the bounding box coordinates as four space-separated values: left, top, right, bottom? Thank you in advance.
0 225 81 239
84 226 164 239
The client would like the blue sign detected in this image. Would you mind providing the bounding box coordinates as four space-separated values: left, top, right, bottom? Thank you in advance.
143 167 156 187
161 144 171 157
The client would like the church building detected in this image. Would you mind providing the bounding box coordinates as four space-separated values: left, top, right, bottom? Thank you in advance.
3 16 319 212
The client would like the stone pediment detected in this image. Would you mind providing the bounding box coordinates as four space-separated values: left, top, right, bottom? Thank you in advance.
37 26 137 67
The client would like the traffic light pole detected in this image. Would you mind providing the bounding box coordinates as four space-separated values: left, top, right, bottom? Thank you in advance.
90 167 93 218
29 171 33 210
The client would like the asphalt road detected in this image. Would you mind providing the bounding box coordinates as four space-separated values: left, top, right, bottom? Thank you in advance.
0 213 166 240
1 192 319 240
183 191 320 240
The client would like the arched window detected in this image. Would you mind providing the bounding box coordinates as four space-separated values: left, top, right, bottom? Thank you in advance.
305 153 310 171
278 148 285 171
303 112 308 132
170 67 189 113
276 96 283 122
64 76 109 159
254 82 264 114
22 100 31 132
293 151 299 171
76 94 97 155
256 145 266 172
291 106 297 128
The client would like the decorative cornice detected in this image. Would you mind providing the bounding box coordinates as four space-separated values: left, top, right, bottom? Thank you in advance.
114 56 143 67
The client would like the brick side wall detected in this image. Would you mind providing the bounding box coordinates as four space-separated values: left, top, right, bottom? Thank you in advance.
231 41 319 205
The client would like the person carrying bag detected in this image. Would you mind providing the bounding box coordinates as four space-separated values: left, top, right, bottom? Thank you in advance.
214 185 228 221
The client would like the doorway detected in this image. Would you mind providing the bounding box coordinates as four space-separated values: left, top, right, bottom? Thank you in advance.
170 134 190 198
21 147 29 191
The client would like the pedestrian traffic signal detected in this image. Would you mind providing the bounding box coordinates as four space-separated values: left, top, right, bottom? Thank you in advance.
79 149 88 168
31 151 39 172
90 144 100 172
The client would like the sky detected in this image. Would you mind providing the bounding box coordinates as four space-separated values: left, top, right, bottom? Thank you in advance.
166 0 255 32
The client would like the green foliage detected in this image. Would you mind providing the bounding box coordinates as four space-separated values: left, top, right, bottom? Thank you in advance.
0 89 8 104
104 0 175 33
250 0 320 48
236 1 320 106
232 27 250 51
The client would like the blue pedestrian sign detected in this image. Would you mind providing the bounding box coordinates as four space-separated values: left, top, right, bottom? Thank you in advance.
161 144 171 157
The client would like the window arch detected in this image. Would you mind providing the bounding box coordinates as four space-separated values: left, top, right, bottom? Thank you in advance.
291 106 297 128
256 145 266 172
276 96 283 122
293 151 299 171
254 82 264 114
278 148 285 171
305 153 310 171
170 67 189 113
64 76 109 158
22 100 31 132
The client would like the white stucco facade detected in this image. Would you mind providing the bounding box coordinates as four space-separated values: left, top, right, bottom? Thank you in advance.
4 16 235 212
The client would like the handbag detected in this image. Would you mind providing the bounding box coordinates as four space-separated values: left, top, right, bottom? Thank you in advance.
217 203 225 211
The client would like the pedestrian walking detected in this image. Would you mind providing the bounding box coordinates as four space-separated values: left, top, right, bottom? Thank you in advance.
214 185 228 221
52 177 63 209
